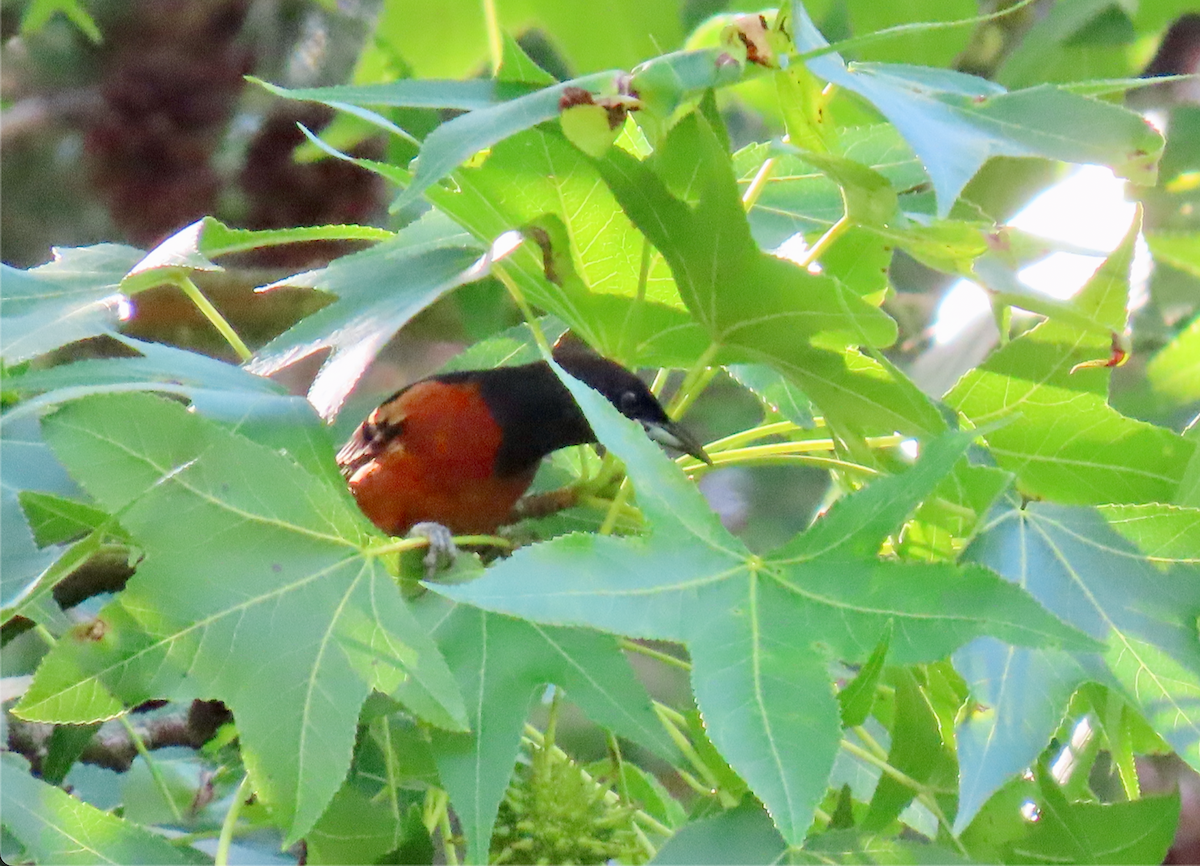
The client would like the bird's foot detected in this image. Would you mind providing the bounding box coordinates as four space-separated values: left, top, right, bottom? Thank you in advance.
407 522 459 577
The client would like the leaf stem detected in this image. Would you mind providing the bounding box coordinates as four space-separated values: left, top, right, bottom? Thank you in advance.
598 479 634 536
653 702 728 799
117 713 184 824
666 343 719 418
797 215 850 270
841 733 967 855
214 774 252 866
369 534 512 557
608 732 630 805
840 736 924 792
174 275 251 362
482 0 503 76
493 264 553 356
632 822 658 860
741 156 778 211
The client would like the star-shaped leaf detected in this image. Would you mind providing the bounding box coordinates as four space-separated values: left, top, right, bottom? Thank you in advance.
436 362 1099 844
594 110 945 436
15 392 465 843
953 501 1200 833
1 335 332 625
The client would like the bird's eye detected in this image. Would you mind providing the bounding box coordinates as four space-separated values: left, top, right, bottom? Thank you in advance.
618 391 640 413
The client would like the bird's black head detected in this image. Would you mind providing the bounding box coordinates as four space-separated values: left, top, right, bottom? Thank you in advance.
551 336 712 466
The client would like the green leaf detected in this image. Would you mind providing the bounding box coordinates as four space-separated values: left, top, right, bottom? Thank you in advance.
792 4 1163 215
248 211 484 418
1148 231 1200 278
727 364 815 428
361 0 682 80
1146 313 1200 406
0 245 142 363
1 409 86 619
196 215 393 259
1 752 205 865
596 111 944 435
19 0 100 41
18 491 115 546
437 366 1098 844
795 827 970 864
1001 765 1180 864
652 798 786 865
16 392 465 843
843 0 975 66
414 593 673 863
1099 503 1200 561
862 668 957 831
949 212 1195 504
953 501 1200 833
431 126 699 362
735 126 928 248
255 77 542 111
306 782 413 865
598 112 895 351
394 71 620 209
837 626 890 728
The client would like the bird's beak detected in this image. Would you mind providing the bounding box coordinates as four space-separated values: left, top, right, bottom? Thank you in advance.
643 420 714 466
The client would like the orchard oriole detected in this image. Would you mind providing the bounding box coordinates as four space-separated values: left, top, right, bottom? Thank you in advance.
337 337 710 538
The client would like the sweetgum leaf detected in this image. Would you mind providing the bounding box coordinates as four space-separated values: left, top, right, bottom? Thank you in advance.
594 111 945 435
1146 313 1200 406
412 593 674 863
17 392 465 843
393 71 620 209
0 245 142 363
953 501 1200 833
248 210 484 419
1000 766 1180 864
436 126 699 362
255 77 542 111
949 210 1195 504
791 3 1163 215
436 361 1099 844
652 798 786 865
1 752 205 865
596 112 896 352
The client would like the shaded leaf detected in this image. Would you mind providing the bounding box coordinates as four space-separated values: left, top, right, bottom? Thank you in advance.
652 797 786 865
953 500 1200 832
1002 765 1180 864
0 245 141 363
248 211 485 419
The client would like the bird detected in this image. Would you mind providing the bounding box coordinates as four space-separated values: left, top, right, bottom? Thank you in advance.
336 335 711 542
